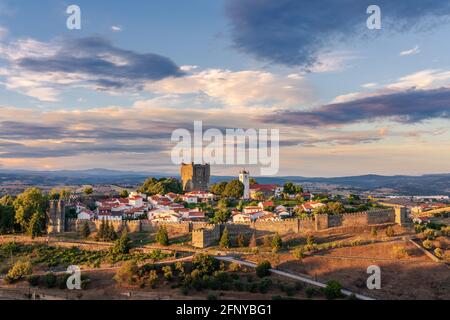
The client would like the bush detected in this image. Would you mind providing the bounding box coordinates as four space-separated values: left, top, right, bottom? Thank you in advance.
306 235 315 246
156 227 169 246
305 287 316 299
27 275 40 287
392 246 409 259
192 254 220 276
5 261 32 283
148 270 159 288
80 221 91 238
44 272 57 288
434 248 444 259
371 227 378 237
219 228 230 249
258 278 272 294
423 229 436 240
323 280 343 300
162 265 173 281
207 294 218 300
385 226 395 237
422 240 434 250
271 233 282 251
111 230 132 255
114 260 138 286
228 262 241 272
236 233 246 247
255 261 271 278
292 248 304 260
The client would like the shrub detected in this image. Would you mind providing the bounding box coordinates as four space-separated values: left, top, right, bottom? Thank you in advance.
306 235 315 245
423 229 436 240
207 294 218 300
263 236 272 248
371 227 378 237
441 226 450 237
148 270 159 288
228 262 241 272
434 248 444 259
162 265 173 281
255 261 271 278
192 254 220 276
305 287 316 299
5 261 32 283
258 278 272 294
111 230 132 255
323 280 343 300
44 272 57 288
27 275 40 287
114 260 138 286
271 233 282 251
156 227 169 246
392 246 409 259
219 228 230 249
292 248 304 260
385 226 395 237
422 240 434 250
233 280 243 291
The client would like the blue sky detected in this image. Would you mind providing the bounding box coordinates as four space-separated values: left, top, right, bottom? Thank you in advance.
1 0 450 177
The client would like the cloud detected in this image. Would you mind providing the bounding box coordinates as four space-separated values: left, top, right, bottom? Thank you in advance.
0 36 184 101
361 83 378 89
111 26 122 32
400 45 421 56
264 87 450 126
225 0 450 67
145 68 316 108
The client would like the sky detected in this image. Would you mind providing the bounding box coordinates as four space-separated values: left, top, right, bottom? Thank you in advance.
1 0 450 177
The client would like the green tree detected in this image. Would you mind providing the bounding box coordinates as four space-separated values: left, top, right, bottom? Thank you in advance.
213 208 230 224
13 187 47 232
0 199 15 234
219 228 230 248
192 254 220 276
210 182 228 196
138 177 182 196
156 227 169 246
283 182 303 195
119 190 129 198
249 178 258 185
114 260 138 285
60 188 72 200
112 229 132 254
80 221 91 238
5 261 32 283
323 280 343 300
222 180 244 199
271 233 282 251
27 212 43 239
83 186 94 196
255 261 271 278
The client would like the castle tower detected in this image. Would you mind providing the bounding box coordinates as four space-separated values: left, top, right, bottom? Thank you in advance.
395 206 409 227
47 200 66 234
239 170 250 199
181 163 210 192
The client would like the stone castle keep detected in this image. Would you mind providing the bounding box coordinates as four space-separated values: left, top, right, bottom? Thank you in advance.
181 163 210 192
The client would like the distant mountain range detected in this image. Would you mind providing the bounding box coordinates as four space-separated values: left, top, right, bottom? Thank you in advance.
0 168 449 195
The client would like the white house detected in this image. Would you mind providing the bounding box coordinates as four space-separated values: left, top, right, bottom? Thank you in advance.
77 209 93 220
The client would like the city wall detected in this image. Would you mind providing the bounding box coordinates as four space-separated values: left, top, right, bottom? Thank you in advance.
66 208 402 248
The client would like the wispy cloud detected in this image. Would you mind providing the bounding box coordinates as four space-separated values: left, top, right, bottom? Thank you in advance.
399 45 420 56
111 25 122 32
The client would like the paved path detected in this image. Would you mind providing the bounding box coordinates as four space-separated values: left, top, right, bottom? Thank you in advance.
217 256 376 301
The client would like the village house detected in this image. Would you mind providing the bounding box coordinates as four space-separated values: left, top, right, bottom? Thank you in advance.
249 184 283 199
298 201 326 214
